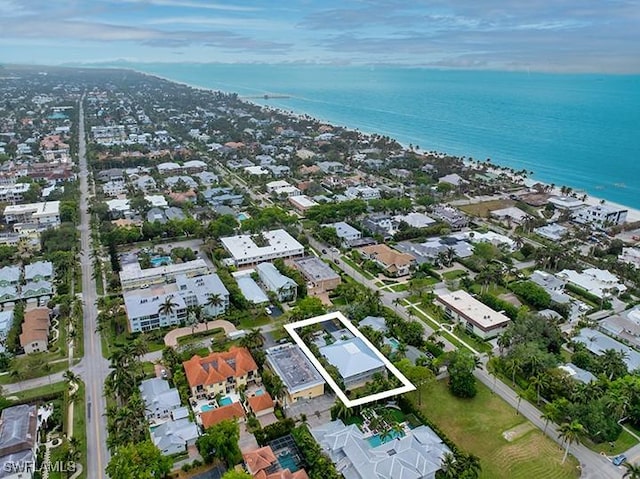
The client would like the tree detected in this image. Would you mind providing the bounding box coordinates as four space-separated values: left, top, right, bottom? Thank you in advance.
157 295 178 317
623 462 640 479
447 350 477 398
197 420 242 467
106 441 172 479
558 420 584 464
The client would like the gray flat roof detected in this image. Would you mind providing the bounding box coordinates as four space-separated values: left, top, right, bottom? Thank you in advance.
294 257 340 282
266 344 325 393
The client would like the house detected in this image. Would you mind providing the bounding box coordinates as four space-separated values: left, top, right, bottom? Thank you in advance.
438 173 466 187
183 160 207 173
289 195 318 212
236 275 270 304
220 229 305 267
557 363 597 384
102 180 126 197
265 344 325 406
557 268 626 299
183 347 260 399
243 446 309 479
0 311 13 354
169 190 197 204
247 393 275 417
574 328 640 372
244 166 270 176
430 205 468 230
393 212 436 229
395 238 473 265
21 280 53 300
574 204 628 227
362 214 395 238
3 201 61 227
164 176 198 190
256 263 297 302
0 286 19 304
105 199 132 219
359 244 416 277
322 222 362 246
0 266 20 286
135 175 157 192
534 223 568 241
435 290 511 339
157 162 182 175
200 402 246 429
293 257 341 294
145 195 169 208
0 405 40 478
311 420 449 479
19 308 50 354
317 161 344 174
490 207 531 225
319 338 386 389
601 306 640 349
548 196 584 211
345 186 380 200
151 418 199 456
24 261 53 282
359 316 387 334
139 378 182 421
194 171 218 185
455 231 516 252
619 248 640 268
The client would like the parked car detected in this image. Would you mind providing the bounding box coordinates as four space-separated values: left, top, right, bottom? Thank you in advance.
612 454 627 466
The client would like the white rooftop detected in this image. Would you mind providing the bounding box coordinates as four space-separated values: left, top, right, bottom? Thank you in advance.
436 289 511 330
220 229 304 262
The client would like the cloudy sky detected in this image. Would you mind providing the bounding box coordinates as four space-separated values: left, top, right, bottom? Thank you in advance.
1 0 639 72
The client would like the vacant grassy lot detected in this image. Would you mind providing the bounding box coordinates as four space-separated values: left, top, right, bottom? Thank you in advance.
412 380 580 479
459 199 516 218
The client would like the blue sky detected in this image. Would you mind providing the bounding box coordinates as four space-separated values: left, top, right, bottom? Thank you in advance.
0 0 639 72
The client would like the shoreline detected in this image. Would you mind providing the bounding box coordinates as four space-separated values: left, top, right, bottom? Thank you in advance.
132 67 640 224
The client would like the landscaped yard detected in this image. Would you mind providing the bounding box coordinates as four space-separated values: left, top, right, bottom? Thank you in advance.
410 380 580 479
584 427 638 456
442 269 468 280
341 255 375 280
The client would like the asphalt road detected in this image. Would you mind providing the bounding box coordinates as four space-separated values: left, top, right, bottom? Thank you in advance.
77 98 111 478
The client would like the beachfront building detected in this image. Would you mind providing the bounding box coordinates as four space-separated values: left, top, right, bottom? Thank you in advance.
358 244 416 277
548 196 584 211
220 229 305 267
183 347 260 399
119 259 209 291
293 257 341 294
573 204 628 227
619 248 640 268
319 338 386 390
3 201 61 227
311 420 449 479
255 262 298 302
435 290 511 339
557 268 626 299
265 344 325 406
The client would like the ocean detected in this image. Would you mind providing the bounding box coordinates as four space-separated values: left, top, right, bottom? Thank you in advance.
123 63 640 209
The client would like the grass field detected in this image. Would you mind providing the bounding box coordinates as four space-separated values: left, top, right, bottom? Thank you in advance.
459 199 516 218
412 380 580 479
442 269 468 280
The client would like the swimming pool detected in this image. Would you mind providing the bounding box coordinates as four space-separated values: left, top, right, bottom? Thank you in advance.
150 256 172 267
277 452 300 472
219 396 233 406
366 430 405 447
254 388 265 396
386 337 400 350
201 404 215 412
237 213 249 221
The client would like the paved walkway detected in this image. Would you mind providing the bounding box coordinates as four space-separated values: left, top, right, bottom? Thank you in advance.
164 319 237 347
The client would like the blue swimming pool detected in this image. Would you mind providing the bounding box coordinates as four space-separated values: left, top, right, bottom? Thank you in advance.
201 404 215 412
254 388 264 396
237 213 249 221
366 430 405 447
150 256 172 267
277 452 300 472
386 337 400 351
219 396 233 406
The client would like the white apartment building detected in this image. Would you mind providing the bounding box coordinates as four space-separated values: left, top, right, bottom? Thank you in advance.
573 204 628 227
436 290 511 339
3 201 60 227
0 183 31 204
119 259 210 291
220 229 305 266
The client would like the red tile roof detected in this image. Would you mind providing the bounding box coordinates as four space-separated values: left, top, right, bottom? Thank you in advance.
183 346 258 388
243 446 277 475
200 402 245 429
247 393 274 413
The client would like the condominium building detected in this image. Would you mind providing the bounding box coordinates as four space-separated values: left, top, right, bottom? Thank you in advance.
119 259 209 291
435 290 511 339
220 229 305 266
3 201 61 227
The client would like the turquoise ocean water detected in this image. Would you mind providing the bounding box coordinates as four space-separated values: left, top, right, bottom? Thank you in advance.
124 63 640 209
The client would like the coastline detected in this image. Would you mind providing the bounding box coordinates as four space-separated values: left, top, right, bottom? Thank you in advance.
131 67 640 224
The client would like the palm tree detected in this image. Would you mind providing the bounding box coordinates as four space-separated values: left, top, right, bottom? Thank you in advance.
441 452 457 479
541 408 555 434
506 357 521 386
623 462 640 478
331 399 351 422
63 370 80 388
529 373 550 405
558 420 585 464
157 295 178 317
205 293 224 325
239 329 264 349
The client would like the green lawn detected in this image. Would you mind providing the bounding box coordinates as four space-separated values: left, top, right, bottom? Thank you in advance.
238 315 272 330
12 381 67 401
442 269 468 280
390 283 408 292
341 255 375 279
410 380 580 479
584 427 638 455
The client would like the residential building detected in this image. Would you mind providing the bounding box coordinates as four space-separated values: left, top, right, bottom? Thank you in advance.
557 363 597 384
359 316 387 334
601 306 640 349
24 261 53 282
105 199 132 219
430 205 468 230
557 268 626 299
359 244 416 277
395 238 473 265
574 328 640 372
21 281 53 300
0 405 40 479
19 308 50 354
548 196 584 210
0 183 30 204
243 446 309 479
322 222 362 246
534 223 568 241
139 378 182 421
0 311 13 354
151 418 199 456
200 402 246 429
393 212 436 229
119 259 209 291
183 347 260 399
293 257 341 294
175 274 230 317
265 344 325 405
438 173 465 186
220 229 305 266
455 231 516 252
435 290 511 339
247 393 275 418
236 275 270 304
319 338 386 389
490 207 531 225
362 214 395 238
156 162 182 175
0 286 19 304
164 176 198 190
145 195 169 208
289 195 318 212
102 180 126 197
3 201 61 227
0 266 20 287
345 186 380 200
317 161 344 174
574 204 628 227
124 291 187 333
311 420 449 479
256 263 297 302
619 248 640 268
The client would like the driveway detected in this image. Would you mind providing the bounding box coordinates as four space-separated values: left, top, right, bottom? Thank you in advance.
285 393 335 426
164 319 237 347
